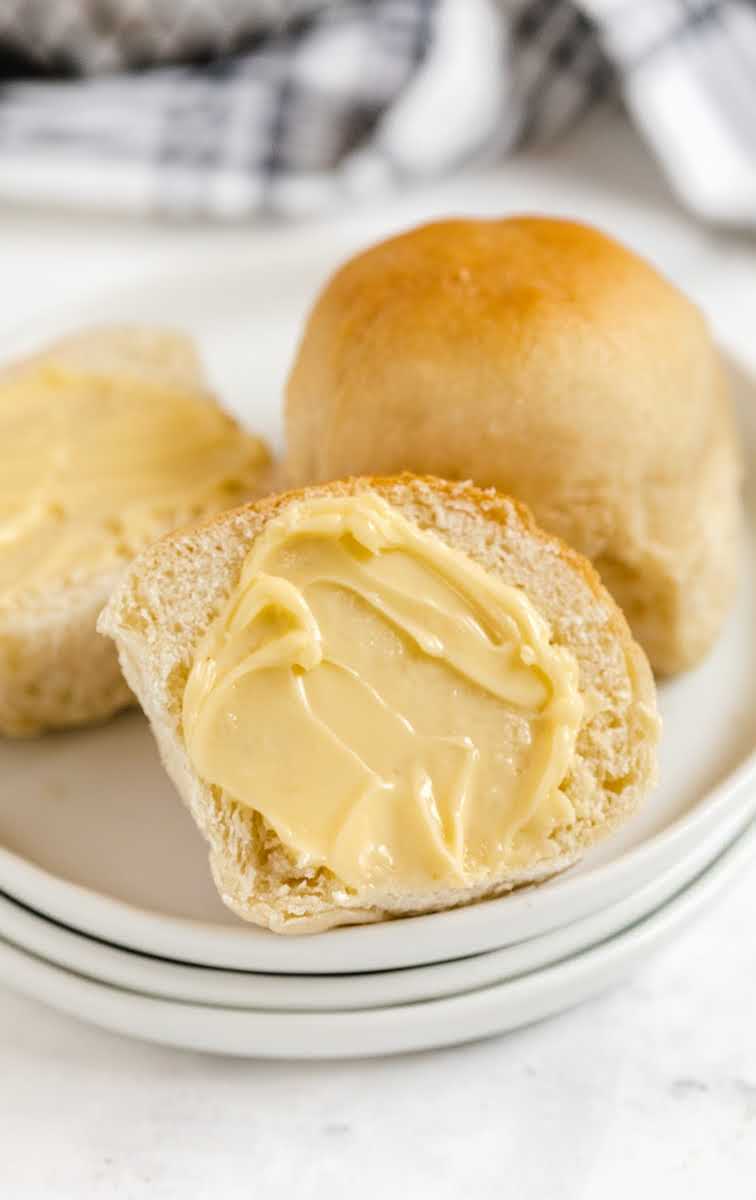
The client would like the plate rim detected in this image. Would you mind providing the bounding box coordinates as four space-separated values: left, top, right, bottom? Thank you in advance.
0 800 752 1011
1 746 754 972
0 288 754 973
1 818 754 1059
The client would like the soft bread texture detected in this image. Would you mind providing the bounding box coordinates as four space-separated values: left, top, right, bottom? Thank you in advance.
285 216 743 675
0 326 271 737
12 325 208 394
100 475 659 934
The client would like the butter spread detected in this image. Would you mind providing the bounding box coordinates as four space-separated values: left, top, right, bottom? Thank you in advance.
183 494 584 891
0 360 268 602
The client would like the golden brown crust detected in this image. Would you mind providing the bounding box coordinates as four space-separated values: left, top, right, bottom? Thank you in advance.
284 216 743 675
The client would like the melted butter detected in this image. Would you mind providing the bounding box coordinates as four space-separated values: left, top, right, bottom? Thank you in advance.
0 359 269 602
183 494 584 891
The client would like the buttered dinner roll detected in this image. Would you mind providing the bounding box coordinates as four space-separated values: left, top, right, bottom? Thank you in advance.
285 217 743 675
100 475 659 934
0 326 270 736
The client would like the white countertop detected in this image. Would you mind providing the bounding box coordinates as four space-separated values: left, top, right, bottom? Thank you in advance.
1 110 755 1198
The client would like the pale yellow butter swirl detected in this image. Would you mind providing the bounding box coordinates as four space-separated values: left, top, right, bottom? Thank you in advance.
0 360 268 603
183 494 584 891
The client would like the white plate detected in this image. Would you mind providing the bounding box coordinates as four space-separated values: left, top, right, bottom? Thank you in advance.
0 263 754 974
1 798 752 1013
2 820 754 1059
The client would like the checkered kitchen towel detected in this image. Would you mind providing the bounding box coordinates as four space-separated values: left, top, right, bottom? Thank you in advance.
0 0 754 222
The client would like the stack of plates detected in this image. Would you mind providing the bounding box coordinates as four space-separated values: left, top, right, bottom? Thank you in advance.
0 263 754 1059
2 511 754 1058
0 750 754 1058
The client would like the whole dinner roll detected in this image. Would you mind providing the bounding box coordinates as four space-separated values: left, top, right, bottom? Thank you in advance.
285 216 743 675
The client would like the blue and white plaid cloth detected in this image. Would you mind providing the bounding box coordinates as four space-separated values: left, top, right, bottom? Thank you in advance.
0 0 753 223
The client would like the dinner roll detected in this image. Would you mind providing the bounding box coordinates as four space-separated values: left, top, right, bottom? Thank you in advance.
285 217 743 674
0 326 271 737
100 475 659 934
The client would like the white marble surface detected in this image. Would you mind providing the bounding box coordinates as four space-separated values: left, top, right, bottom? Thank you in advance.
1 110 755 1197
